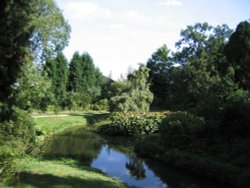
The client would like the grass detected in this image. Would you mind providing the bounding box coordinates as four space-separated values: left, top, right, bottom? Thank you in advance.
33 112 110 135
34 115 88 135
14 157 128 188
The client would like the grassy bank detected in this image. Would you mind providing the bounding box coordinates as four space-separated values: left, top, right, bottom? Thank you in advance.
14 157 127 188
4 112 129 188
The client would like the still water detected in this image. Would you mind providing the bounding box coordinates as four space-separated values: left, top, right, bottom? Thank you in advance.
43 127 220 188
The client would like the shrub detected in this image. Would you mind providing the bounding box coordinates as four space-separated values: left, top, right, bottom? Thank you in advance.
0 140 25 182
159 111 205 148
99 112 166 136
220 89 250 138
93 99 109 111
0 107 35 145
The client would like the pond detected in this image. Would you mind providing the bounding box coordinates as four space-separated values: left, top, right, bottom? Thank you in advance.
42 127 220 188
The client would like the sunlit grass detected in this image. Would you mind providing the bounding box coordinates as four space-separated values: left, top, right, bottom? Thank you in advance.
33 115 88 135
33 112 110 135
16 157 128 188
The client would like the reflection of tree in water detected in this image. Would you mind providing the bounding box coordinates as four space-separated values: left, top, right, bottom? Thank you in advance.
43 128 103 166
125 155 146 180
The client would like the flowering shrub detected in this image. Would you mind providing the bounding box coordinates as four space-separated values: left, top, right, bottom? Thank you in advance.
99 112 169 136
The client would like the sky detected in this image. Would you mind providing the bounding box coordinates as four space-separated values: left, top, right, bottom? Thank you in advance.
56 0 250 79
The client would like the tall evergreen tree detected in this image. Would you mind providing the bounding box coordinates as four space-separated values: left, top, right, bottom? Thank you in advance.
225 21 250 90
68 52 82 92
44 52 68 107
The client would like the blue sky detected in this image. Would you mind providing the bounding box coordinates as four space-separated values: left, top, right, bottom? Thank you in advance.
56 0 250 79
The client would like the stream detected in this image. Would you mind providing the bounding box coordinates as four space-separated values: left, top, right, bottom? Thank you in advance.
40 127 221 188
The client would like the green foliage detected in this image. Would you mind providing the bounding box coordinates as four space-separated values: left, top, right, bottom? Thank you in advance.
0 0 70 102
225 21 250 90
12 61 53 111
99 112 165 136
159 112 205 148
68 52 105 95
220 89 250 137
109 65 153 112
44 52 68 107
65 92 93 111
0 107 35 182
0 140 25 181
146 45 172 109
93 99 110 111
0 107 35 145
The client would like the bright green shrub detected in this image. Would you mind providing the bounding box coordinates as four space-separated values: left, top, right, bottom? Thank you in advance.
0 107 35 145
93 99 109 111
0 107 36 181
99 112 166 136
0 140 25 181
159 112 205 148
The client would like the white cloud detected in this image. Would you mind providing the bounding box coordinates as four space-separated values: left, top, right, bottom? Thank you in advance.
161 0 182 6
65 2 111 20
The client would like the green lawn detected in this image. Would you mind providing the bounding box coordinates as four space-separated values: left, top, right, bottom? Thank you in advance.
34 115 88 135
15 157 128 188
33 112 109 135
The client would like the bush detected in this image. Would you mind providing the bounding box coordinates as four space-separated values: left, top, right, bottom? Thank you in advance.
220 89 250 138
0 140 25 182
0 107 35 145
93 99 109 111
0 106 36 181
99 112 166 136
159 111 205 148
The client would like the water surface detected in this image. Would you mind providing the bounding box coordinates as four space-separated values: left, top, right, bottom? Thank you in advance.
42 128 220 188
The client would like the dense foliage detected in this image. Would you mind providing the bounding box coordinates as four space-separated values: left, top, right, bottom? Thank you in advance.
99 112 166 136
159 112 205 148
109 65 153 112
136 20 250 188
0 0 70 182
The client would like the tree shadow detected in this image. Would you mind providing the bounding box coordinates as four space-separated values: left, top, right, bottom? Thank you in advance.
18 172 121 188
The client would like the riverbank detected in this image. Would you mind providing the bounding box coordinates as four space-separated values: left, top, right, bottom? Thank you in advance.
135 134 250 188
3 112 128 188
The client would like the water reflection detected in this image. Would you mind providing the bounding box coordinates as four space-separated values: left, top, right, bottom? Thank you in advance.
126 156 146 180
43 128 220 188
43 129 103 166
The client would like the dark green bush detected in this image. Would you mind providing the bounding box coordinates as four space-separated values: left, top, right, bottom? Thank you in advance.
159 111 205 148
220 89 250 138
99 112 166 136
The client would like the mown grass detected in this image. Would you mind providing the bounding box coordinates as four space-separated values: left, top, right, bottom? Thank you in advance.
34 115 88 135
15 157 128 188
33 112 110 135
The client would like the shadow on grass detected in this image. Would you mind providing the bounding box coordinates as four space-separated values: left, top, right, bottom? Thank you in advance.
18 172 121 188
81 113 110 125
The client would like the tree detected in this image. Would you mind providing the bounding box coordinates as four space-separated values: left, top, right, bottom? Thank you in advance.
12 61 53 111
225 21 250 90
68 52 82 92
0 0 70 104
109 65 153 112
146 45 172 109
67 52 106 109
171 22 233 111
44 52 68 107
